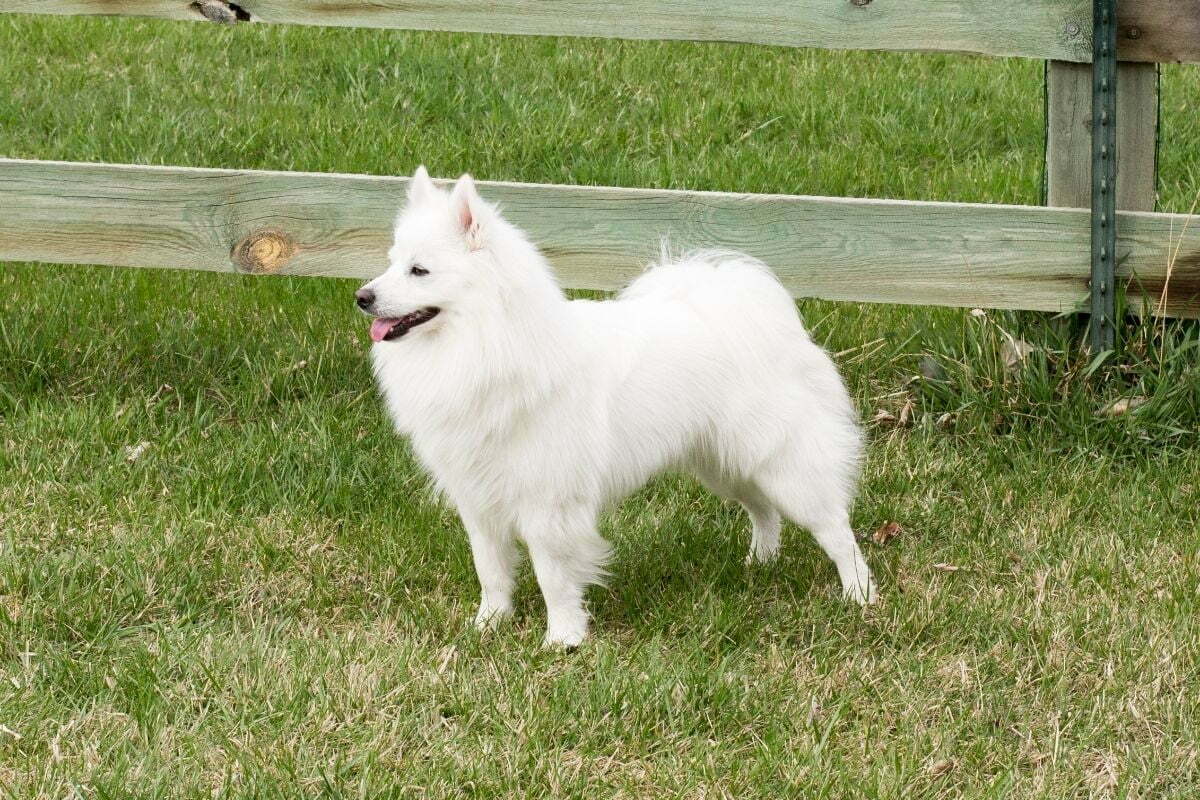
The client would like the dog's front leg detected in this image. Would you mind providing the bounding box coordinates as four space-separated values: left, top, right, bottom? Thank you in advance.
460 510 521 630
521 505 611 648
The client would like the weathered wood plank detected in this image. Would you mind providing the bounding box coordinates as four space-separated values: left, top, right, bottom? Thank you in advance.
5 0 1199 64
1 159 1198 317
1047 60 1158 210
1117 1 1200 64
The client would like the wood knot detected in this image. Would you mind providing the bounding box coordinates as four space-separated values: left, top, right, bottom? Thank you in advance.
1059 12 1092 58
231 230 298 274
191 1 251 25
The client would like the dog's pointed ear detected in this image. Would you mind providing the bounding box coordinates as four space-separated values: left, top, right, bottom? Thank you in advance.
449 174 488 249
407 165 437 205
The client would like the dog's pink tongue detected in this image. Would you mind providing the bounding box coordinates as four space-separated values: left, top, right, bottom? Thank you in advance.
369 318 399 342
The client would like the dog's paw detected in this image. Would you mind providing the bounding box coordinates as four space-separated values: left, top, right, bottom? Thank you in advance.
542 618 588 649
744 546 780 566
542 632 586 650
843 577 878 607
474 603 514 631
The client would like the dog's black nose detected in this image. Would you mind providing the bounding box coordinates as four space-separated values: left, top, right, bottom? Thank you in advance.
355 288 375 311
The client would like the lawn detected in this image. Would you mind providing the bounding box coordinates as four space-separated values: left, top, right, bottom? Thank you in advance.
2 14 1199 799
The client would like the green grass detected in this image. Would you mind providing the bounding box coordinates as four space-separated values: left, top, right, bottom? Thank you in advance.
3 14 1200 799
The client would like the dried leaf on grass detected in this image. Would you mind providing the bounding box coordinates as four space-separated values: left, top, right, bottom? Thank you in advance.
1001 337 1036 372
1100 396 1148 417
873 397 915 427
123 441 152 463
872 521 903 546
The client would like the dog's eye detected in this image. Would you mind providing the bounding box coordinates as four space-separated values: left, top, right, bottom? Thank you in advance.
409 265 429 277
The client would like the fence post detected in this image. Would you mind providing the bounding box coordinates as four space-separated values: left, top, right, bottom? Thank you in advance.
1089 0 1118 351
1046 20 1158 347
1046 62 1157 211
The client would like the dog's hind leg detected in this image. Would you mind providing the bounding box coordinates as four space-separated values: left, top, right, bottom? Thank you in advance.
461 510 522 630
737 484 783 565
520 505 612 648
755 466 876 605
805 514 876 605
694 470 782 565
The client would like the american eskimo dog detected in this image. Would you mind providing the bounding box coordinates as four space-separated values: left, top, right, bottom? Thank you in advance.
358 167 875 647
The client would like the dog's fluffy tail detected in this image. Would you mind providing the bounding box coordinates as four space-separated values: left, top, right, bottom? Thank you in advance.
625 247 803 328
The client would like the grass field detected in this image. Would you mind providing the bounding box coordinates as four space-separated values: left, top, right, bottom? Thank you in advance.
2 15 1200 799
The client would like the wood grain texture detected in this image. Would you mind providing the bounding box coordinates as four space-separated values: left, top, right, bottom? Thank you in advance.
1046 60 1158 211
1117 0 1200 63
5 0 1197 64
2 159 1199 317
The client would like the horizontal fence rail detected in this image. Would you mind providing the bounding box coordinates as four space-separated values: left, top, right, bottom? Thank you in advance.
5 1 1200 63
2 159 1198 317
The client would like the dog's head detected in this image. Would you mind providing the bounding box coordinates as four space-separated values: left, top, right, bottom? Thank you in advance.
356 166 502 343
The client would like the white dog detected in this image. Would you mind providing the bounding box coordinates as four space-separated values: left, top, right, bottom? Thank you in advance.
358 167 875 647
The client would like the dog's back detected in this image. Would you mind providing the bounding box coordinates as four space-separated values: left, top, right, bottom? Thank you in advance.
566 251 859 490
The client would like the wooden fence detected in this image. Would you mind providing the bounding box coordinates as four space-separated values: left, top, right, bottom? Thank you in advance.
3 1 1200 318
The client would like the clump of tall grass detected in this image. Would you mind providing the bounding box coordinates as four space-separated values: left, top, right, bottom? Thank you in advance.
899 307 1200 451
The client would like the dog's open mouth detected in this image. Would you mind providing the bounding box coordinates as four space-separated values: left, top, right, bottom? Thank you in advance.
369 307 441 342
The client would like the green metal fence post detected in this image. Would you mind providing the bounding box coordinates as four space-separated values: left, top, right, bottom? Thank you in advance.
1090 0 1118 352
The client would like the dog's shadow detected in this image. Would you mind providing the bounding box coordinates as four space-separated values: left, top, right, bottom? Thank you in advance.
559 476 844 647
